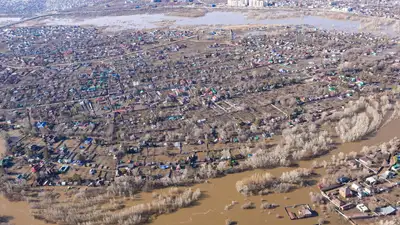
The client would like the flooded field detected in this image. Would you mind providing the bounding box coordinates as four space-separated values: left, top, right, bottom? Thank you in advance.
151 118 400 225
0 196 46 225
28 12 361 32
0 17 20 26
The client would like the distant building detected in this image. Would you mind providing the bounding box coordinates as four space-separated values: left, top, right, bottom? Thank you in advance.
227 0 249 7
249 0 264 7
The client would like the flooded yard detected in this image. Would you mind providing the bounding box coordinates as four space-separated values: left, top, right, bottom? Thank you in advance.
0 196 46 225
151 118 400 225
29 12 361 32
0 17 20 26
2 118 400 225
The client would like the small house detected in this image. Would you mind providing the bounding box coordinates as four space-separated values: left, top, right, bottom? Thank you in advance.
364 187 374 196
380 171 395 179
391 164 400 173
356 204 369 212
339 186 352 198
298 208 313 218
377 206 396 216
365 176 377 185
350 183 362 192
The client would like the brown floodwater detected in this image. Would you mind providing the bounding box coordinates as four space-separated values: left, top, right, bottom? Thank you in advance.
152 118 400 225
1 118 400 225
0 196 46 225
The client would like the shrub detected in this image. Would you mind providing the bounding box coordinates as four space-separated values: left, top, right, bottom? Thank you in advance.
309 192 325 204
225 219 236 225
273 183 294 193
236 173 275 195
241 201 256 210
37 188 202 225
260 202 279 209
333 96 393 142
279 168 313 184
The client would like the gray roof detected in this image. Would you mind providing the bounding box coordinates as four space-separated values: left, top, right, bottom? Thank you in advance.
378 206 396 215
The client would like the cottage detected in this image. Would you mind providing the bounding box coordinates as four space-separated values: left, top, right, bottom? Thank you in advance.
297 205 315 219
356 204 369 212
339 186 352 198
364 187 374 195
350 183 362 192
377 206 396 216
365 176 377 185
380 171 395 179
298 208 313 218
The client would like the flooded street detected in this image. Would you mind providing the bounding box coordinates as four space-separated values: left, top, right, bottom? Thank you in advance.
29 12 361 32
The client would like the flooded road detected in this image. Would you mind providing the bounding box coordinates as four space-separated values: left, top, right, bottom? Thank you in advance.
1 118 399 225
30 12 360 32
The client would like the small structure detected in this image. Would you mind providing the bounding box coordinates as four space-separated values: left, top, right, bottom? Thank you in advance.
340 203 355 211
285 204 317 220
350 183 362 192
356 204 369 212
288 212 297 220
365 176 377 185
377 206 396 216
298 206 313 219
380 171 395 179
339 186 352 198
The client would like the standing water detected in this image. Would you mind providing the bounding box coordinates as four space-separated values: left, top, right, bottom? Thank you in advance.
152 118 400 225
1 120 399 225
36 12 361 32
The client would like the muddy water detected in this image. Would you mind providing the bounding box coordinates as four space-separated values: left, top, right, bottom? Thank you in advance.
1 119 399 225
152 118 400 225
0 17 20 26
0 196 46 225
34 12 360 32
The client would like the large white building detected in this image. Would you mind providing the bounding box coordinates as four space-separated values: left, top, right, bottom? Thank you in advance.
227 0 264 7
249 0 264 7
227 0 249 7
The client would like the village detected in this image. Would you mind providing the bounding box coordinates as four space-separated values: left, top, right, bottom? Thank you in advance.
319 149 400 224
0 0 399 225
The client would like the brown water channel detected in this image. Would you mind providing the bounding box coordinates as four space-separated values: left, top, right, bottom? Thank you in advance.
1 118 400 225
